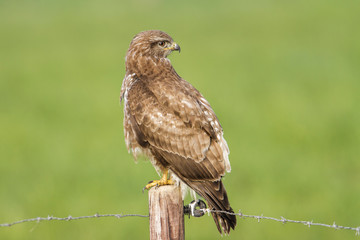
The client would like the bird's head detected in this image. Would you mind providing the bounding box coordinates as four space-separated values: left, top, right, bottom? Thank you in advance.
127 30 180 59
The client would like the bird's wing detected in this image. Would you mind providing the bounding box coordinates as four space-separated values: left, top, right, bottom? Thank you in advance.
127 77 230 181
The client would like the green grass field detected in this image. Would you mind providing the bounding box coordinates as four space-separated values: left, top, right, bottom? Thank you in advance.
1 0 359 239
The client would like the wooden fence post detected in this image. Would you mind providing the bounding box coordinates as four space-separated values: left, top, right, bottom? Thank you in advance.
149 185 184 240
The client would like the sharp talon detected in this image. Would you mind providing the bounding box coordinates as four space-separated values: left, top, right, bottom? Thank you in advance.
148 180 153 184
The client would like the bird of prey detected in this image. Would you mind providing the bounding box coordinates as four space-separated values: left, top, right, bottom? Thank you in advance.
120 30 236 234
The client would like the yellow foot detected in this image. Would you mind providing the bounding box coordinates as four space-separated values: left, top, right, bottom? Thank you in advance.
143 169 174 192
144 179 174 190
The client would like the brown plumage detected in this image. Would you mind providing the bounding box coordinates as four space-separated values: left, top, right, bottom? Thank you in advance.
120 30 236 234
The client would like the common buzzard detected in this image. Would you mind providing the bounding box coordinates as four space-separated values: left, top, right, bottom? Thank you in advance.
120 30 236 234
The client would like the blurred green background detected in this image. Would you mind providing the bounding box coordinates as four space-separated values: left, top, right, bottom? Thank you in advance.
1 0 359 239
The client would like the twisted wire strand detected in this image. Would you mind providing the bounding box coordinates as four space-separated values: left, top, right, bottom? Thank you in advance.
1 210 359 235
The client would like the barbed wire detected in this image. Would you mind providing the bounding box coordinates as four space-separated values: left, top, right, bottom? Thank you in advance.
207 209 360 235
0 213 149 227
1 210 359 235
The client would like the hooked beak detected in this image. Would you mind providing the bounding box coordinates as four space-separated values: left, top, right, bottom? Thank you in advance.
165 42 181 53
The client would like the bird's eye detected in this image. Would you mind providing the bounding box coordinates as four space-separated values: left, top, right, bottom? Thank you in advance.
158 41 165 47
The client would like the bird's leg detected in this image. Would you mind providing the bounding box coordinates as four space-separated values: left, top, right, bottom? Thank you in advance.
144 168 174 190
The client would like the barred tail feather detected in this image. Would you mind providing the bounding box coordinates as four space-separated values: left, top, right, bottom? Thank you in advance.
187 180 237 234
